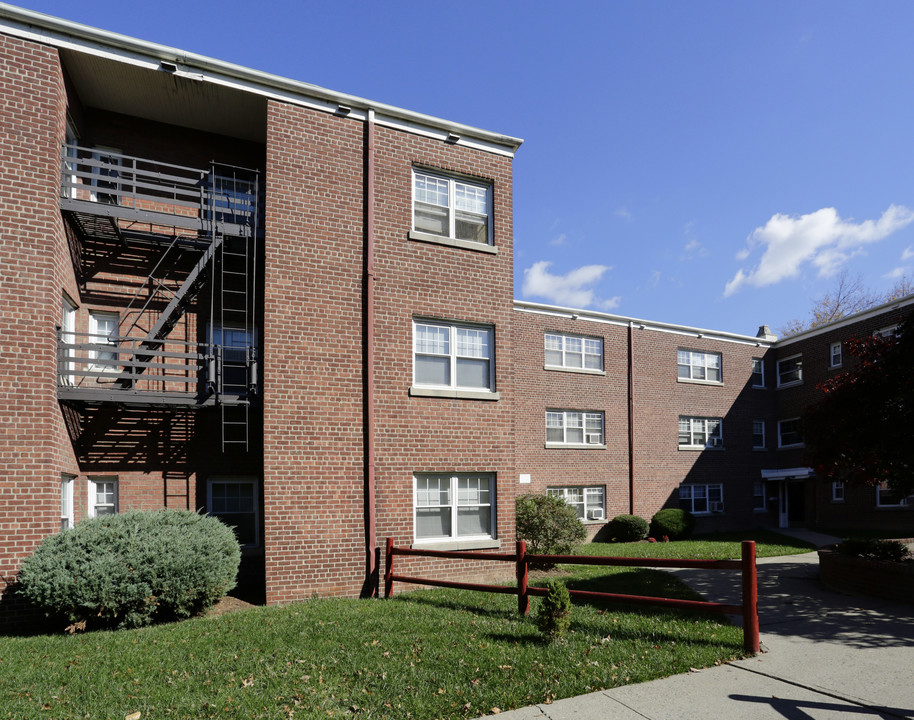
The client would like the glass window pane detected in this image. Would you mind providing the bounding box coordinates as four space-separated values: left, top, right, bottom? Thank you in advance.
416 356 450 386
545 349 563 366
416 324 449 355
417 507 451 538
414 173 448 207
456 328 489 358
457 506 490 536
456 358 489 388
455 211 488 243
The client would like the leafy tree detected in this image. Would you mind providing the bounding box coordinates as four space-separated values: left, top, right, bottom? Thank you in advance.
802 312 914 497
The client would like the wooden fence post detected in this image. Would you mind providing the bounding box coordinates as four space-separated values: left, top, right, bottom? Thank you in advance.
741 540 759 653
516 540 529 615
384 537 394 598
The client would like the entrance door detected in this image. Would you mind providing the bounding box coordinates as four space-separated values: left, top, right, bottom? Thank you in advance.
778 481 789 528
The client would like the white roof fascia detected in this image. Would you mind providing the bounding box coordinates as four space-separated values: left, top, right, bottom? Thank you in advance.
761 467 814 481
776 294 914 347
0 3 523 157
514 301 774 349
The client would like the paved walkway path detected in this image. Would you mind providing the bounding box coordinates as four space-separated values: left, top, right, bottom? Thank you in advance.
478 531 914 719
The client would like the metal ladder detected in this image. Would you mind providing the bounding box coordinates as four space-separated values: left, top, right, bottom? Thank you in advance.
209 166 259 451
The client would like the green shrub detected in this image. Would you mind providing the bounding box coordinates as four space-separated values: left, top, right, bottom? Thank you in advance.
649 508 696 540
516 494 587 558
602 514 649 543
18 509 240 629
836 538 911 562
535 580 572 638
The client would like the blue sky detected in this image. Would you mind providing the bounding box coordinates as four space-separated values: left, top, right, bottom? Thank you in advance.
16 0 914 335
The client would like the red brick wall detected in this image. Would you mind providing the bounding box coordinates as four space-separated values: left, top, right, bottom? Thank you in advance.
630 325 775 531
513 312 630 536
0 36 70 616
262 102 367 602
371 126 516 585
513 309 777 534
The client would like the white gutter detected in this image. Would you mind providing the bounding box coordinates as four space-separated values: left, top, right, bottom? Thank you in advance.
776 293 914 347
514 300 774 348
0 3 523 157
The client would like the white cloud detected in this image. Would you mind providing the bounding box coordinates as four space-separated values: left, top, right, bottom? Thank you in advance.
885 266 908 279
549 233 567 247
522 261 620 310
615 207 633 221
724 204 914 296
902 246 914 262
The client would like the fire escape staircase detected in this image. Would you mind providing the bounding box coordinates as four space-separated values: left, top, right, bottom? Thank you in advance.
58 145 260 451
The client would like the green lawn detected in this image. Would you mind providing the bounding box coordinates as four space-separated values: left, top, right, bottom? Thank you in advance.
579 530 817 563
0 532 805 720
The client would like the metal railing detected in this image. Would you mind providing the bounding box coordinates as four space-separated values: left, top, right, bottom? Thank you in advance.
60 144 258 234
57 329 254 404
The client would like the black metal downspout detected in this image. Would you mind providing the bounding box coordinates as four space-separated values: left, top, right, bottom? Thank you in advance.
361 109 378 597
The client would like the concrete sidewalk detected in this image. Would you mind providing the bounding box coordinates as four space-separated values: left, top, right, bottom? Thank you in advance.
478 531 914 719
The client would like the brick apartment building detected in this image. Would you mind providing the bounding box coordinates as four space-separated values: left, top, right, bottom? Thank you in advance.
0 6 910 621
513 298 914 540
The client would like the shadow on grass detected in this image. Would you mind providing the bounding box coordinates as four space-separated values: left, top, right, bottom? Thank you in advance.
391 591 520 621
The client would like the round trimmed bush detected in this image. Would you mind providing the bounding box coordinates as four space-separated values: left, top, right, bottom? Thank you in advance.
18 509 240 629
649 508 696 540
516 493 586 557
603 514 649 543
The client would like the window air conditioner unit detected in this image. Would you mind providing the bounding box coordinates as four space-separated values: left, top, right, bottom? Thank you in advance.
709 437 723 448
588 508 605 521
709 501 724 513
586 433 603 445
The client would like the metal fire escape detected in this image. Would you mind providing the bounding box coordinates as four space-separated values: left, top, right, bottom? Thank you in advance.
58 145 260 451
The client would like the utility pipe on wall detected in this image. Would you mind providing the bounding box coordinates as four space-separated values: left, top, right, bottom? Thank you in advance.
363 108 378 597
628 322 635 515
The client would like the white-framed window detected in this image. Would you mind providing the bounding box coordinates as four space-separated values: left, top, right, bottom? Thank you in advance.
831 480 845 503
778 418 803 448
752 420 766 450
61 474 75 530
414 473 495 542
208 477 260 548
678 416 723 449
59 295 77 385
413 320 495 393
547 486 606 521
751 357 765 388
545 410 605 446
88 477 118 517
412 169 492 245
829 342 842 368
544 333 603 371
89 311 119 373
753 482 766 512
677 349 722 383
777 355 802 387
679 483 724 514
876 482 913 508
